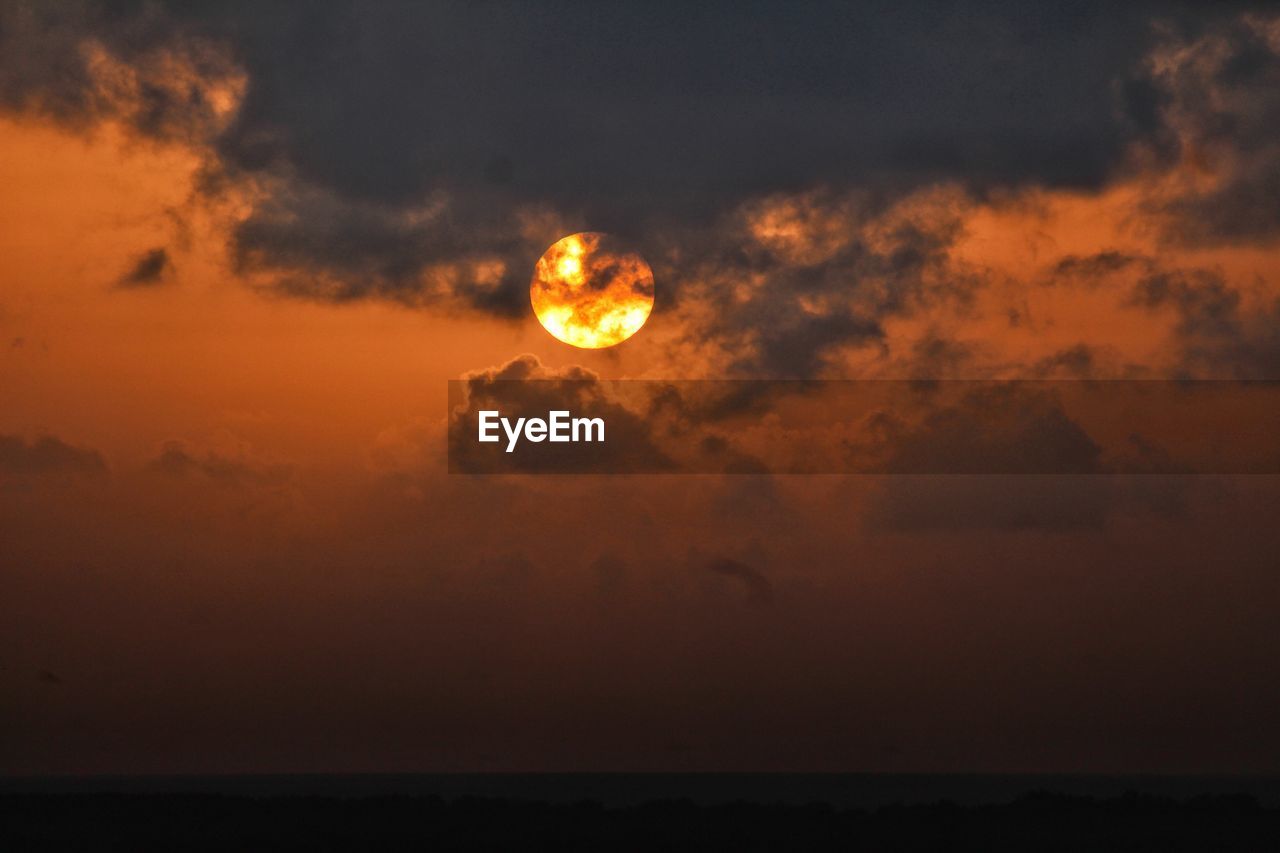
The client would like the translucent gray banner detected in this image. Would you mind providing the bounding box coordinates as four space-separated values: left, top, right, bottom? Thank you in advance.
447 380 1280 475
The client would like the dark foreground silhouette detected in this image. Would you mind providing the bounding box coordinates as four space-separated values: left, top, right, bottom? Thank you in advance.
3 791 1279 851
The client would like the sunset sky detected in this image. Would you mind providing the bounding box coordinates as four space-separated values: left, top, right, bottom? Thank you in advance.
4 1 1280 774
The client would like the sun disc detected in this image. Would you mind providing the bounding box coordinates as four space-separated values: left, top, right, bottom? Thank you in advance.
530 232 655 348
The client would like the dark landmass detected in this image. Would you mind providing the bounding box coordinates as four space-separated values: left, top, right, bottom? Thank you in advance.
3 791 1279 851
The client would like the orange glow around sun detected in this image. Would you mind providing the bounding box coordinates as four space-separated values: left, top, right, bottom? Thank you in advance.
530 232 655 348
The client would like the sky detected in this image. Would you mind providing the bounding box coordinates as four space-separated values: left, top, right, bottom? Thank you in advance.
3 1 1280 774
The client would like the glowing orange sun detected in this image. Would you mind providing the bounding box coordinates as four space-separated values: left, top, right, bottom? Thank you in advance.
530 232 655 348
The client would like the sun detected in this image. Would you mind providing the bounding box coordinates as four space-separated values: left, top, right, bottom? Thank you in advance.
530 232 655 348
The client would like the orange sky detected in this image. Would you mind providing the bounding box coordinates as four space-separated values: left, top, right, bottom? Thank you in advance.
4 9 1280 775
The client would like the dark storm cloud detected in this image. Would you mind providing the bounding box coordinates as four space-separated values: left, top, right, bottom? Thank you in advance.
1050 246 1272 378
116 246 172 287
0 0 241 141
0 0 122 124
1132 266 1280 379
198 0 1178 320
5 1 1280 384
1146 14 1280 244
230 185 538 316
1051 249 1280 378
1130 268 1241 341
3 0 1261 318
668 188 976 376
0 433 106 479
229 0 1193 319
196 1 1177 206
1051 251 1146 281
